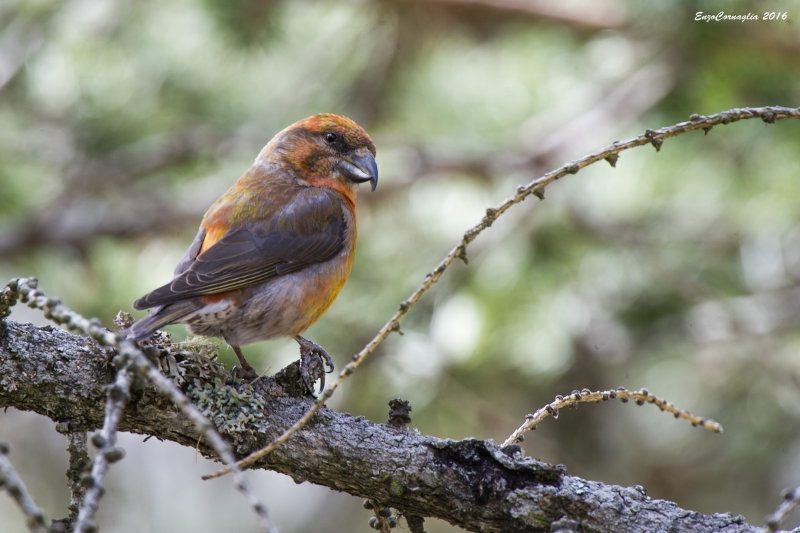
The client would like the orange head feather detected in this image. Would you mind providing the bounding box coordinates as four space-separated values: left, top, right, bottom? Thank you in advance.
198 114 377 254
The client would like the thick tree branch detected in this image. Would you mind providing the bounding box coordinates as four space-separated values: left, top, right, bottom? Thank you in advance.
0 320 760 532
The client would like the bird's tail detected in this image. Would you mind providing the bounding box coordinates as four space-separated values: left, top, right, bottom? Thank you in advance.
127 300 203 341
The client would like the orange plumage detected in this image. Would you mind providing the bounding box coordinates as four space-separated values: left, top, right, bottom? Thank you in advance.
128 113 377 391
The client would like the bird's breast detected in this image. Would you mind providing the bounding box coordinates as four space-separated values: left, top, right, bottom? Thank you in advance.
187 209 357 346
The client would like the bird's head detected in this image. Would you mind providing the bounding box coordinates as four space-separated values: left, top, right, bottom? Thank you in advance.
259 113 378 197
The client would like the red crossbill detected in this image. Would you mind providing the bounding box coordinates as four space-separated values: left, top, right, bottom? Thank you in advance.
128 113 377 392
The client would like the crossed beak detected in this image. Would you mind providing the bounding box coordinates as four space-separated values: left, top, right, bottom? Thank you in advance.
339 152 378 191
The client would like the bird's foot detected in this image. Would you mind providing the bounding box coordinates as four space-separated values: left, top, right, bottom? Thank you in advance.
231 365 259 382
230 344 258 381
294 335 335 395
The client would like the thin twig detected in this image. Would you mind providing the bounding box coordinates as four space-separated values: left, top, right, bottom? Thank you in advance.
763 486 800 533
2 277 277 533
60 428 90 525
501 387 722 448
74 363 132 533
0 444 49 533
203 105 800 480
366 500 396 532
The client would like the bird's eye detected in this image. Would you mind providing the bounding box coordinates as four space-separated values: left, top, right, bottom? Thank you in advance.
324 132 337 144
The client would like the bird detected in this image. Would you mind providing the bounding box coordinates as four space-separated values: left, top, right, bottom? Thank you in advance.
127 113 377 393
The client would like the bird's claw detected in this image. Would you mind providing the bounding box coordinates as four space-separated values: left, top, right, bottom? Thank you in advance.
230 344 258 381
231 364 258 382
295 336 335 395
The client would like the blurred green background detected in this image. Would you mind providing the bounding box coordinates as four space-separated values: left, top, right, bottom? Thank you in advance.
2 0 800 531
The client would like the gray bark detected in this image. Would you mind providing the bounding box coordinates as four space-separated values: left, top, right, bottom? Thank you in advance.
0 319 758 532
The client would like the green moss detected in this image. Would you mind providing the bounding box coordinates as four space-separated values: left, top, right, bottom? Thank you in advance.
387 478 405 498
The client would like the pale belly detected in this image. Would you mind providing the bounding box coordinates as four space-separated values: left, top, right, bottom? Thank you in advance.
182 254 350 346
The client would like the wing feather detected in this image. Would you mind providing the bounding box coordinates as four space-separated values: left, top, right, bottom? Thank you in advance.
133 188 346 309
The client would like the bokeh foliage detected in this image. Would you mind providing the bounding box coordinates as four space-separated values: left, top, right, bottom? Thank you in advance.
1 0 800 531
